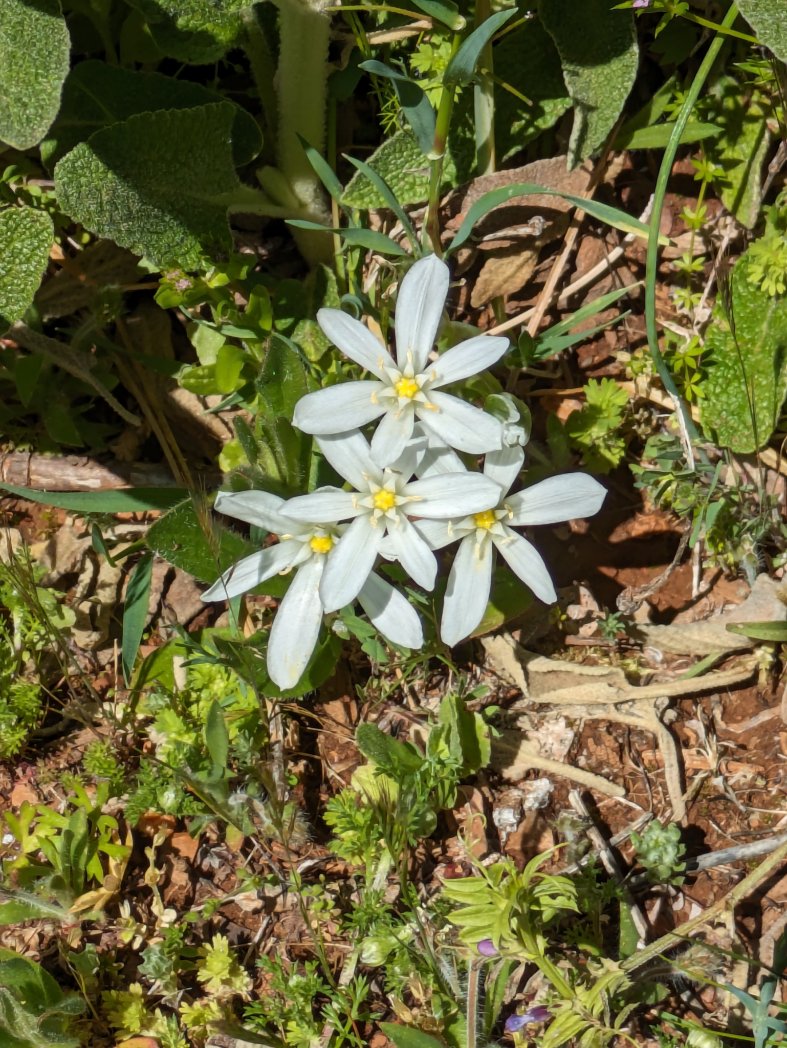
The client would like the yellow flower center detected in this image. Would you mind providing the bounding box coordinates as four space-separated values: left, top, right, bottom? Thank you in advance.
309 535 334 554
394 376 419 399
373 489 397 511
474 510 497 530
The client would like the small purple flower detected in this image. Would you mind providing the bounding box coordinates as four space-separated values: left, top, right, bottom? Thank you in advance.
505 1006 552 1033
633 0 651 8
477 939 498 958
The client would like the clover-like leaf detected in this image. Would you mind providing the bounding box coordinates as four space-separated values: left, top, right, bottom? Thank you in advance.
54 103 244 270
0 0 70 149
539 0 638 167
0 207 54 333
42 61 262 169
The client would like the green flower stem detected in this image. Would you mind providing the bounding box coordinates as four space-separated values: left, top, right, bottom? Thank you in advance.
521 928 573 999
645 4 739 445
473 0 495 177
423 34 462 254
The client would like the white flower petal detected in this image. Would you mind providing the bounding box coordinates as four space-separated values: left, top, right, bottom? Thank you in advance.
415 429 467 478
293 382 385 434
405 471 499 518
359 572 424 649
214 490 292 534
283 488 359 523
483 445 524 493
370 406 416 467
494 529 556 604
418 392 503 453
201 541 302 601
395 254 449 372
267 557 325 689
317 308 395 378
507 474 607 526
411 518 455 550
320 515 383 611
431 334 510 387
316 430 380 490
441 535 493 646
387 516 437 590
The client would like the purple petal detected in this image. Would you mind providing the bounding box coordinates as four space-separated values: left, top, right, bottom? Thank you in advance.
477 939 498 958
505 1005 551 1032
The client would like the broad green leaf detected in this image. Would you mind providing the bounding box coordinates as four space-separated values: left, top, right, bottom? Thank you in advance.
726 621 787 643
205 700 230 769
145 497 257 583
355 723 424 776
0 0 70 149
0 896 70 925
341 128 474 209
539 0 638 166
359 61 436 156
471 564 533 637
123 0 250 63
701 251 787 452
705 76 772 229
55 103 242 271
444 8 517 87
0 208 54 333
379 1025 446 1048
122 553 153 683
737 0 787 62
41 60 262 169
495 17 571 162
256 334 310 420
0 483 187 513
448 181 652 254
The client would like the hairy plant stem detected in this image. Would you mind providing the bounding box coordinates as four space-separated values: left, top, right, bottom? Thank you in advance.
645 4 738 450
473 0 495 177
423 34 462 255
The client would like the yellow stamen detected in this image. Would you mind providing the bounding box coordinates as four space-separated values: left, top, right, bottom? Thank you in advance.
474 510 497 530
373 489 397 511
394 376 419 399
309 535 334 554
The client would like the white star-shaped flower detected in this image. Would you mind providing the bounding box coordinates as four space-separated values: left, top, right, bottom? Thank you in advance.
281 429 501 611
415 447 607 645
292 254 510 466
202 490 423 689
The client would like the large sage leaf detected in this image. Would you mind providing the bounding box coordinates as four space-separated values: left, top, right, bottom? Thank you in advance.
701 252 787 453
54 103 243 270
42 61 262 169
0 0 70 149
0 208 54 333
539 0 638 167
123 0 251 62
146 498 258 583
737 0 787 62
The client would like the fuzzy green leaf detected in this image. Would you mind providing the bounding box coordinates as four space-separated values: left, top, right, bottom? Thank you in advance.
737 0 787 61
355 723 424 776
494 17 571 162
146 498 257 583
205 700 230 769
41 60 262 169
55 103 242 271
123 0 250 62
379 1025 446 1048
0 208 54 333
705 76 772 229
0 483 186 513
701 251 787 452
539 0 638 166
726 620 787 642
0 0 70 149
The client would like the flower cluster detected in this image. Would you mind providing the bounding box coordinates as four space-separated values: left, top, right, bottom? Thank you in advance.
203 255 606 688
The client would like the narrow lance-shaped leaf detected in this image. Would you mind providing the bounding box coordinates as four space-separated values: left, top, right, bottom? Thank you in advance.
444 7 517 87
0 0 70 149
360 60 436 156
122 553 153 684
